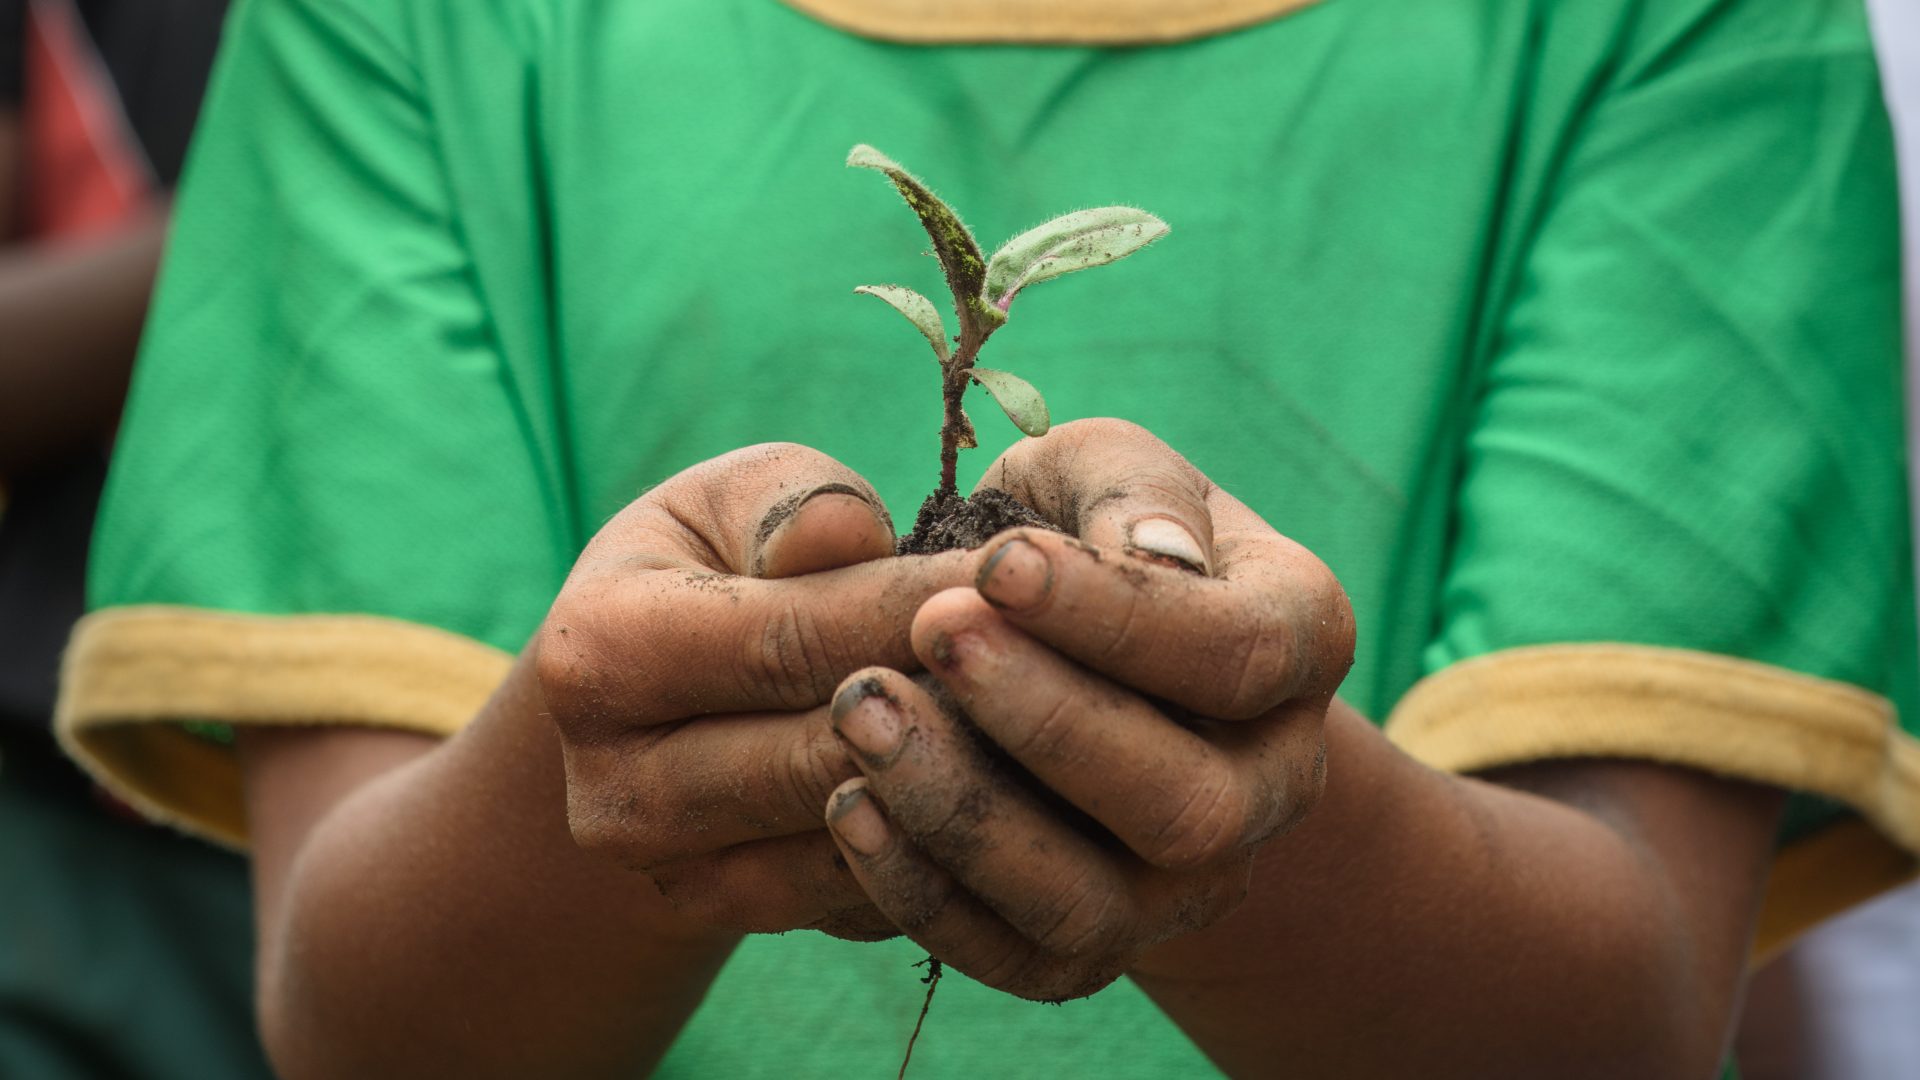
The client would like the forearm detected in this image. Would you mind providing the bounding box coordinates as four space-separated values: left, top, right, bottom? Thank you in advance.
1131 702 1779 1080
0 215 166 476
240 651 739 1080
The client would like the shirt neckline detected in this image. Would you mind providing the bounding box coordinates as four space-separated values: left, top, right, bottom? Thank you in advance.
778 0 1324 45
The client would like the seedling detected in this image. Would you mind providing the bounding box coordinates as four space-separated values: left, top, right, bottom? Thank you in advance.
846 146 1169 1076
848 145 1168 552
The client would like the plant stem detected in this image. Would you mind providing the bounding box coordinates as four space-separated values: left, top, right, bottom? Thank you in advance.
938 326 986 500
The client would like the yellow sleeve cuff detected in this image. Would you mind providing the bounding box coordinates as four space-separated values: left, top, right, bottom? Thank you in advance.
55 605 514 848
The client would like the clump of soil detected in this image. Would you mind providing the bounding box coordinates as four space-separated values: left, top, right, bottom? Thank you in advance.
896 487 1052 555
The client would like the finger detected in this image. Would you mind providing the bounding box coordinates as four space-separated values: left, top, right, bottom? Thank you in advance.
541 441 972 732
584 442 894 576
912 591 1326 869
540 547 975 733
561 704 860 866
825 779 1126 1002
755 484 895 579
828 669 1149 957
977 419 1356 715
646 829 895 941
978 418 1215 573
968 524 1353 720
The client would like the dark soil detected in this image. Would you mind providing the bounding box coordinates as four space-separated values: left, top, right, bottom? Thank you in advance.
895 487 1053 555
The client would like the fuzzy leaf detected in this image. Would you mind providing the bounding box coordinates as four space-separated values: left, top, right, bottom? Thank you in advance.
971 368 1050 437
854 285 950 362
847 144 1001 335
984 207 1169 311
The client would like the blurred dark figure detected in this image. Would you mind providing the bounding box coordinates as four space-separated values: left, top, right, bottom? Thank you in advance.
0 2 269 1077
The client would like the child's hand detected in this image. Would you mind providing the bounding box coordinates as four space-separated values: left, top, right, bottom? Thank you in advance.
822 420 1357 1000
536 443 976 940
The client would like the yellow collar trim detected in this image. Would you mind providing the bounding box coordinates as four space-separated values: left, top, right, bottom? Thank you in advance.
779 0 1323 45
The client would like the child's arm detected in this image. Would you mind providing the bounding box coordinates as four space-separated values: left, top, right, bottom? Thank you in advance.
236 670 734 1079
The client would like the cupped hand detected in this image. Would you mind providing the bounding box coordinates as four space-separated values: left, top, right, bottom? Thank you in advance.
821 420 1357 999
536 443 975 940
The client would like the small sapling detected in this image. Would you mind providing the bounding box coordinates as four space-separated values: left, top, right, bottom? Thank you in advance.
847 145 1170 1077
848 144 1168 553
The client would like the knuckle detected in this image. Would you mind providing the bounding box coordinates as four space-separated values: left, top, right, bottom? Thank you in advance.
892 872 968 937
565 789 639 864
914 785 995 871
537 616 610 733
1028 873 1127 959
1000 693 1080 764
1092 582 1149 665
1308 567 1359 692
565 811 620 858
1119 462 1208 511
779 724 854 814
705 442 832 485
1259 736 1330 843
1062 416 1149 446
1213 615 1296 720
563 750 680 869
744 599 840 710
1142 772 1252 870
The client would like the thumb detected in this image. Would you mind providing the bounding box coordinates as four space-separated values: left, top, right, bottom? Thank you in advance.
585 443 894 577
752 482 896 579
980 418 1214 575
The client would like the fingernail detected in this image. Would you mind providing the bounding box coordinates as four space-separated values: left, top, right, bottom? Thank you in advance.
1126 517 1208 576
976 538 1052 612
827 785 890 856
752 483 891 578
926 630 990 680
832 679 902 764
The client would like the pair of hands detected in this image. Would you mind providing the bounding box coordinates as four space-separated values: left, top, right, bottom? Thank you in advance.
536 421 1354 1001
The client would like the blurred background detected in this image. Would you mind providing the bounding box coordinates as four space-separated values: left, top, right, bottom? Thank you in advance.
1 3 268 1078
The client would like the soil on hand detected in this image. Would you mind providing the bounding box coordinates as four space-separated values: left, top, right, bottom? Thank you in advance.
896 488 1053 555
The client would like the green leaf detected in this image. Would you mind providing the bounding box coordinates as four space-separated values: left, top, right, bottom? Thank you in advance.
854 285 950 362
971 368 1050 437
983 207 1169 311
847 144 1000 337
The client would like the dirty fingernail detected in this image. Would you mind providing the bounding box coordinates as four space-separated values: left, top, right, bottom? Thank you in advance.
1126 517 1208 576
752 484 891 578
832 679 902 764
976 538 1053 612
827 784 891 856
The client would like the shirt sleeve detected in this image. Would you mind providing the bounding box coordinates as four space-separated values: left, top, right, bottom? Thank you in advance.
1384 0 1919 954
54 0 566 846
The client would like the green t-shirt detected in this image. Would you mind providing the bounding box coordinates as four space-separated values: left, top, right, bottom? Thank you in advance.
62 0 1916 1075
